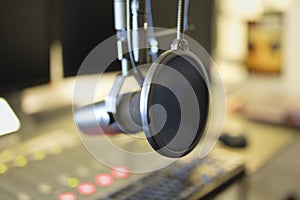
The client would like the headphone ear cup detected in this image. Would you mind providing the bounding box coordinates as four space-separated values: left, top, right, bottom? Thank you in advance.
140 50 210 158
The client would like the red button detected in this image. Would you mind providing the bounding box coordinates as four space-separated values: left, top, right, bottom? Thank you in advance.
95 174 114 186
111 166 130 179
58 192 77 200
77 182 96 195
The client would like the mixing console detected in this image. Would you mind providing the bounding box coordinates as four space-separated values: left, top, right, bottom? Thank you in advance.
0 131 245 200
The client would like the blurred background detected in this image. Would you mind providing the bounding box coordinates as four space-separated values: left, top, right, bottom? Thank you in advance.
0 0 300 199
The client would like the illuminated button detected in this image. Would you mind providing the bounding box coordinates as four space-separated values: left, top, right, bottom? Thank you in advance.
58 174 69 185
67 177 79 188
111 166 130 179
1 150 14 160
0 163 8 174
38 183 53 194
77 182 96 195
58 192 77 200
17 193 32 200
15 156 27 167
95 174 114 186
53 146 63 155
76 166 89 177
33 150 46 161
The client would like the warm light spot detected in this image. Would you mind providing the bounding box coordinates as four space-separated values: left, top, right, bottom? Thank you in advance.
0 164 7 174
53 146 63 155
77 182 96 195
34 150 46 161
95 174 114 186
111 166 130 179
15 156 27 167
58 192 77 200
67 177 79 188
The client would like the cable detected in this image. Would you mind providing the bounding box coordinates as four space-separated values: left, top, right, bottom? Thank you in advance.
184 0 190 31
126 0 144 85
146 0 158 61
126 0 136 69
146 0 154 30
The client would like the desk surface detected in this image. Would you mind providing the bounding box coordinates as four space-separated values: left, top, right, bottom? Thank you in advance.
216 114 298 174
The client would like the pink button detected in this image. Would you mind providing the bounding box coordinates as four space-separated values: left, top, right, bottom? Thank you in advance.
77 182 96 195
58 192 77 200
95 174 114 186
111 166 130 179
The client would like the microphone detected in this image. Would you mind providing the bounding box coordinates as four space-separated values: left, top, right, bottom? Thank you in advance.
74 92 142 135
74 0 211 158
74 49 210 158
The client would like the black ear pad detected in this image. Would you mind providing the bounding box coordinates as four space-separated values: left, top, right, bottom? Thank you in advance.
140 50 210 158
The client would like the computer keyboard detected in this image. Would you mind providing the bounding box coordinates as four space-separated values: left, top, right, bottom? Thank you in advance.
109 149 245 200
0 131 245 200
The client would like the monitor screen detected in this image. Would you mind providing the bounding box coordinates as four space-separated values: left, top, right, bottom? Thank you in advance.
0 0 51 95
60 0 214 77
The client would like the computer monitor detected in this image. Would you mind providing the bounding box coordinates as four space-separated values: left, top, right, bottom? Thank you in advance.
60 0 214 77
0 0 51 96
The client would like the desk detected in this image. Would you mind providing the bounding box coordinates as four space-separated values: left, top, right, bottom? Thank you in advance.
214 114 300 200
218 114 298 174
1 73 299 199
